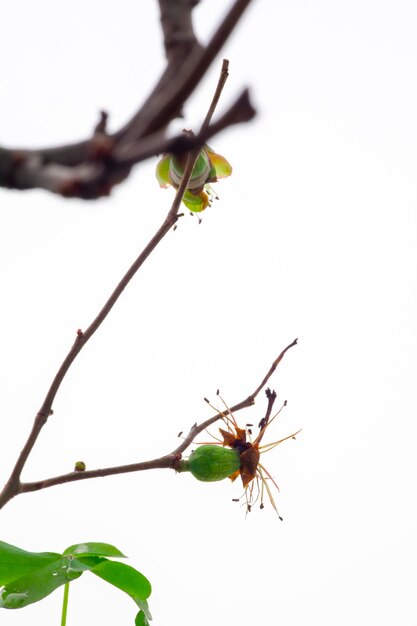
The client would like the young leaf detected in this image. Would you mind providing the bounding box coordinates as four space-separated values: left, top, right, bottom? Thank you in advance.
135 610 147 626
0 540 152 622
0 541 61 585
88 560 151 600
63 542 126 558
0 557 87 609
135 600 152 626
88 559 152 623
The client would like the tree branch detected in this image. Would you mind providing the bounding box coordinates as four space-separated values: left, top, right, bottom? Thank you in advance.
0 0 255 199
158 0 202 64
0 59 233 510
15 339 298 497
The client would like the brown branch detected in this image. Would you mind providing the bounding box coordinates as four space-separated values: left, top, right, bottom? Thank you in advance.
113 88 256 174
158 0 202 64
172 338 298 454
201 59 230 132
0 0 255 199
116 0 254 141
17 339 298 496
0 61 231 510
0 91 255 201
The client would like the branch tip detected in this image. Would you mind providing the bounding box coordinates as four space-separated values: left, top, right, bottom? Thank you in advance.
94 110 109 134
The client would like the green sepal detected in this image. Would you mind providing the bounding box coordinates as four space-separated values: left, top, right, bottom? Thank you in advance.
206 147 232 179
182 190 208 212
155 154 171 187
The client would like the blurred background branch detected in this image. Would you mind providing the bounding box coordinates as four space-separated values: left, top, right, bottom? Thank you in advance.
0 0 254 199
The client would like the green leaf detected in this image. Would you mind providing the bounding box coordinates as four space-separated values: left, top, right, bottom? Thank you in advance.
63 542 126 558
62 557 100 573
135 598 152 625
0 556 85 609
135 610 147 626
135 601 152 626
89 560 152 623
0 541 60 585
0 540 151 621
89 560 151 601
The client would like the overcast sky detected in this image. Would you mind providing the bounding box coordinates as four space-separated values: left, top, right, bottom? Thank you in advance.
1 1 417 625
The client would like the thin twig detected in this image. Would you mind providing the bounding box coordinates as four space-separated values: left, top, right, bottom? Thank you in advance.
201 59 230 132
18 338 298 496
172 338 298 454
0 61 232 510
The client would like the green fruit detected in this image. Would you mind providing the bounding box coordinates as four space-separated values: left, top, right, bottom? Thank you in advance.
179 445 241 482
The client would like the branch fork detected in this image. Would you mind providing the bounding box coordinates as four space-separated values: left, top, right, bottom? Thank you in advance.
0 0 255 198
0 51 261 510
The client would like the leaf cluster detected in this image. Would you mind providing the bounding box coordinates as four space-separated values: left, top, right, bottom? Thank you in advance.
0 541 151 625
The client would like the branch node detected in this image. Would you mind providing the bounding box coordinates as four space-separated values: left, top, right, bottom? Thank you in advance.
87 135 115 163
172 452 183 472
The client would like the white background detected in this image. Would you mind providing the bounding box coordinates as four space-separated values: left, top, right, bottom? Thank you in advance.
1 1 417 624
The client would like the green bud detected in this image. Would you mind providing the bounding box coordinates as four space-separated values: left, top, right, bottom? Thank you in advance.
179 444 241 482
170 150 212 191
